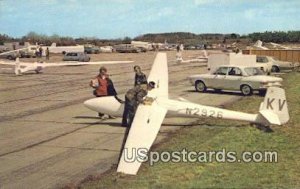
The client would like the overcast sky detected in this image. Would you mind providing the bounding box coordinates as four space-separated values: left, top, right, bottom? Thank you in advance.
0 0 299 39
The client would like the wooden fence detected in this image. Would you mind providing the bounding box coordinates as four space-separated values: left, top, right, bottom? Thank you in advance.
242 50 300 62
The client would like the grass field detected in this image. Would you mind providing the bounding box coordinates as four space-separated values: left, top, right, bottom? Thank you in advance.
79 72 300 189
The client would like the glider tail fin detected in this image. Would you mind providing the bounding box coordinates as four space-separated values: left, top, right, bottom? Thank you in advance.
257 87 289 126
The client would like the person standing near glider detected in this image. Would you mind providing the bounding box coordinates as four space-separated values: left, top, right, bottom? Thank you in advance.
90 66 117 119
133 65 147 87
122 81 155 127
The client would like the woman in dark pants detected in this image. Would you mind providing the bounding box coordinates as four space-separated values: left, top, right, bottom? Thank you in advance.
90 66 119 119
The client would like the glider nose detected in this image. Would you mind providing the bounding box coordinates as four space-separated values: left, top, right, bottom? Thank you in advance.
84 96 124 116
83 98 99 112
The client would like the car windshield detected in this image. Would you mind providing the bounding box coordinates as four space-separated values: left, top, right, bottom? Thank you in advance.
244 67 264 76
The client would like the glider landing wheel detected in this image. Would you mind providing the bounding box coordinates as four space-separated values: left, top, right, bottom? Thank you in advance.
258 90 266 96
240 85 253 96
195 81 207 92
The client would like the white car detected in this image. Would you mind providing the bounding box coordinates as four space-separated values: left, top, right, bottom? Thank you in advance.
257 56 298 73
256 56 273 74
63 52 90 62
188 65 283 96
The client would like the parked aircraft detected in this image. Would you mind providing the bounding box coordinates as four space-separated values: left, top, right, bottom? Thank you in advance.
188 50 208 59
269 42 290 50
84 53 289 175
0 58 133 75
176 50 208 63
253 40 269 50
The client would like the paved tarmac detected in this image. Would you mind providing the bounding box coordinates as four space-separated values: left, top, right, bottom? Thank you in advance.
0 51 240 188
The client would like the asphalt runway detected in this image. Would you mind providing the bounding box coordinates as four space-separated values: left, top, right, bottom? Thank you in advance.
0 51 240 188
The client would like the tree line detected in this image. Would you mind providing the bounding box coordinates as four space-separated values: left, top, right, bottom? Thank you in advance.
247 31 300 43
0 32 127 46
1 31 300 46
135 31 300 44
134 32 240 44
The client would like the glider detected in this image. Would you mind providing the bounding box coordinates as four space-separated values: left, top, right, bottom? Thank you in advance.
176 50 208 63
0 58 133 75
84 52 289 175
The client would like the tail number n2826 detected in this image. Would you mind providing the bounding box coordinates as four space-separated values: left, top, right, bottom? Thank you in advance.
186 108 223 118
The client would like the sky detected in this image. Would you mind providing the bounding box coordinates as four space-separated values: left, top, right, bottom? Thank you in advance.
0 0 299 39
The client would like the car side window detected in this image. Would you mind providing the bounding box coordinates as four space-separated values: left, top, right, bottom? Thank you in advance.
228 67 242 76
215 67 228 75
256 57 262 62
257 57 268 63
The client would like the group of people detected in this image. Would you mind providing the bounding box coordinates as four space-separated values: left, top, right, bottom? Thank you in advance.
35 47 50 60
90 65 155 127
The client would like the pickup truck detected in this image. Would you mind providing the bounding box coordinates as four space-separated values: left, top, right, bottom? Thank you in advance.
84 46 100 54
114 44 141 53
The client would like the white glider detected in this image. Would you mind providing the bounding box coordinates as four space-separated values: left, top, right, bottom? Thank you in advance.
0 47 28 56
0 58 133 75
176 50 208 63
84 52 289 175
187 50 208 59
253 40 269 50
179 58 207 64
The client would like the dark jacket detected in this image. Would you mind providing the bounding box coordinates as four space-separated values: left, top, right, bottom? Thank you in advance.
107 78 117 96
134 72 147 86
125 85 148 108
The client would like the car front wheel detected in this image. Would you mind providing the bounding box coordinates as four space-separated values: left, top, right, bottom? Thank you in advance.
7 55 14 60
240 85 253 96
195 81 207 92
271 66 280 72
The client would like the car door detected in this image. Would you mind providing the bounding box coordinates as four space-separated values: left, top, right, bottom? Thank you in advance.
64 53 71 61
256 56 269 73
223 67 243 90
67 53 75 61
209 67 228 88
